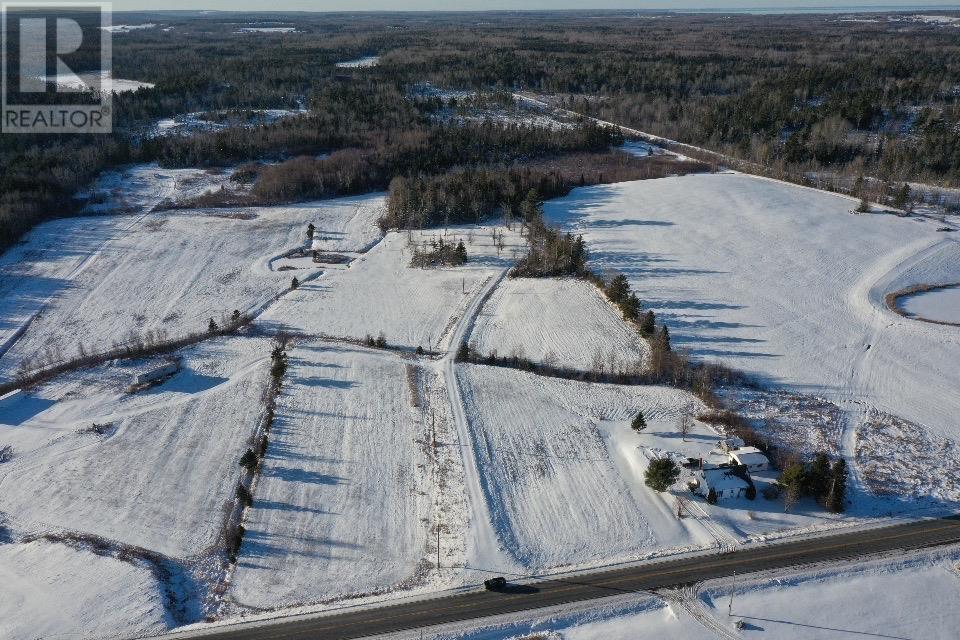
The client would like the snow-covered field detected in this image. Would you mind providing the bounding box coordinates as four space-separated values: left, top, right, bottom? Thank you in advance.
102 23 157 33
697 551 960 639
262 226 523 351
335 55 380 68
42 70 154 93
152 109 307 138
470 277 648 372
78 163 238 214
238 26 298 33
458 364 845 572
230 342 434 609
0 335 270 557
457 365 722 570
545 173 960 509
5 153 958 639
0 189 382 378
419 550 960 640
0 540 169 640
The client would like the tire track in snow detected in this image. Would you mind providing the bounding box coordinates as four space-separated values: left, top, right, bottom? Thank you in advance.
658 586 741 640
436 267 520 577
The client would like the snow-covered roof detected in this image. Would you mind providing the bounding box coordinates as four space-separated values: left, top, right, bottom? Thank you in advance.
700 467 750 491
729 447 769 465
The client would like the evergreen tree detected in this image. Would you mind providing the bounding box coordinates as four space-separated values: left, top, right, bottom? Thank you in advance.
291 276 299 289
632 411 647 431
641 310 656 336
780 462 806 512
706 487 718 505
807 452 832 498
893 183 911 209
657 324 672 352
621 292 642 322
455 239 468 264
208 317 219 333
456 341 471 361
239 448 258 470
236 484 253 507
852 173 864 196
270 346 288 379
856 197 870 213
645 458 680 492
571 235 587 271
520 189 542 224
607 274 630 304
306 223 315 241
826 459 847 513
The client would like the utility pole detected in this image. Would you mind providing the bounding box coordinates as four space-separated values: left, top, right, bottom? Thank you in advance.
728 571 737 616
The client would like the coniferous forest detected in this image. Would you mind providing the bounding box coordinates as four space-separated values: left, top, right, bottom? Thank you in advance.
3 10 960 249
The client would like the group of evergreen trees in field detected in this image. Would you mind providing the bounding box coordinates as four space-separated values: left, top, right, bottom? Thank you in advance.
779 452 848 513
604 275 640 321
382 150 700 233
385 167 577 231
410 236 468 268
511 191 589 278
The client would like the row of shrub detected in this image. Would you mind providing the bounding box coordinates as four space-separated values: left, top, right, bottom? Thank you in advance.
226 337 288 563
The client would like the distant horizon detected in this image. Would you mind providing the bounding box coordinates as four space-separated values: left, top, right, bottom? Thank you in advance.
108 3 960 14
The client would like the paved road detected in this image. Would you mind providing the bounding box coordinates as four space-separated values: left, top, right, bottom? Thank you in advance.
159 515 960 640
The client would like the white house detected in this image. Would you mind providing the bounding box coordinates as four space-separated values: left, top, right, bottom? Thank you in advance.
728 447 769 472
697 466 751 501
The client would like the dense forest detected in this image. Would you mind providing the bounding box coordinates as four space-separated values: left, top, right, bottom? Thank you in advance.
3 10 959 250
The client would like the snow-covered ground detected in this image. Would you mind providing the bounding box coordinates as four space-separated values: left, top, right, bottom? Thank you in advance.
102 23 157 32
152 109 307 138
891 14 960 26
5 157 958 638
335 55 380 68
697 550 960 639
230 342 434 609
41 70 154 93
0 187 382 379
470 277 648 372
409 595 716 640
262 225 524 352
456 364 838 572
545 172 960 510
238 26 298 33
0 335 271 557
78 163 238 214
412 549 960 640
0 540 170 640
898 285 960 324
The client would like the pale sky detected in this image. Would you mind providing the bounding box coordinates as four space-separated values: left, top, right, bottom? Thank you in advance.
109 1 959 12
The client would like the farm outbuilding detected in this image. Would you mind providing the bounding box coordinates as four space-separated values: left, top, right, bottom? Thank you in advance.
727 447 769 472
132 360 180 387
